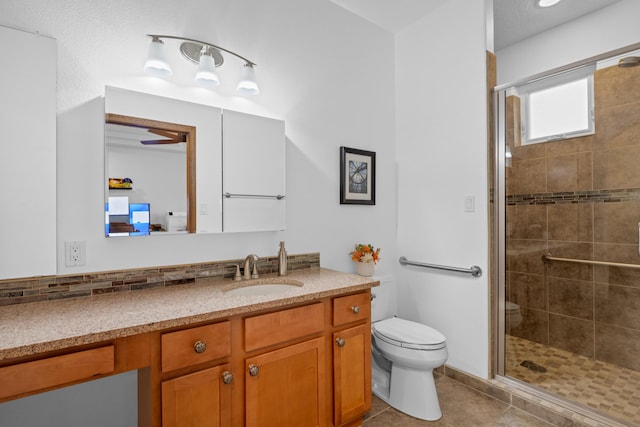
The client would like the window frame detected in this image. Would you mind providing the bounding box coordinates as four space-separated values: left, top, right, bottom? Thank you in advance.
517 64 595 145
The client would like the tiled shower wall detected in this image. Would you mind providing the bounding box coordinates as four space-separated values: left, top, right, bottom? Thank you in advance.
505 64 640 371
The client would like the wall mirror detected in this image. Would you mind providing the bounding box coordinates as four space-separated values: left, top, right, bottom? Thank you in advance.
104 86 285 237
104 86 224 236
104 114 196 236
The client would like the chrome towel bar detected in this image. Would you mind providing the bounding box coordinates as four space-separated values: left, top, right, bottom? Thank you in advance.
543 253 640 270
224 192 285 200
398 256 482 277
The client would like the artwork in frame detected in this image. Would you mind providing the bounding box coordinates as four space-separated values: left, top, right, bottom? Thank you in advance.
340 146 376 205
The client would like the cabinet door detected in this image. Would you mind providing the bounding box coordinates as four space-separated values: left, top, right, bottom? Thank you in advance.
245 337 325 427
333 324 372 426
161 364 232 427
0 26 56 279
222 109 285 232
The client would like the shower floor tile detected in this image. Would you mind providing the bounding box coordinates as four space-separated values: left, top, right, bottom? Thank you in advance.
506 335 640 426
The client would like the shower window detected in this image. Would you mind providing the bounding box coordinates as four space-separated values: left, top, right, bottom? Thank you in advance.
517 64 595 145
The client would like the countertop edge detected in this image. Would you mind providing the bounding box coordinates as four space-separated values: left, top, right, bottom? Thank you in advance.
0 268 378 361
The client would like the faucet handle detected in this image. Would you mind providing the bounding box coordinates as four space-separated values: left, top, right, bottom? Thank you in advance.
251 262 260 279
228 264 242 281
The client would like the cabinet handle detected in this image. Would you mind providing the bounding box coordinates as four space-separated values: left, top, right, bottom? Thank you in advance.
248 364 260 376
351 305 360 314
222 371 234 384
336 338 346 347
193 340 207 354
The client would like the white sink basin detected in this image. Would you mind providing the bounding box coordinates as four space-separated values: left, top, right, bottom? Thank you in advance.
224 279 303 297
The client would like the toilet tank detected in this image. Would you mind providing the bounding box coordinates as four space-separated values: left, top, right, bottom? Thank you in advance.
371 275 397 322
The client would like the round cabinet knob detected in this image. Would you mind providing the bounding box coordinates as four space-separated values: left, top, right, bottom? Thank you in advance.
222 371 233 384
336 338 346 347
193 340 207 354
351 305 360 314
248 364 260 377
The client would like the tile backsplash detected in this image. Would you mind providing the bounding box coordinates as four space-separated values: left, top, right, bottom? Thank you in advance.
0 253 320 306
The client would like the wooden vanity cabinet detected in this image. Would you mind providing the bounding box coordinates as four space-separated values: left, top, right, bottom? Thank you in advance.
161 363 233 427
243 302 326 426
245 337 326 426
332 292 372 427
159 321 233 427
155 293 371 427
0 289 373 427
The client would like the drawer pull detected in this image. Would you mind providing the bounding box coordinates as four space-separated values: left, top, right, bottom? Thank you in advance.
193 340 207 354
248 364 260 377
222 371 234 384
351 305 360 314
336 338 346 347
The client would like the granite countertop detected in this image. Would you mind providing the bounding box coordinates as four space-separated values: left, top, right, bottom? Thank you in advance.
0 267 378 361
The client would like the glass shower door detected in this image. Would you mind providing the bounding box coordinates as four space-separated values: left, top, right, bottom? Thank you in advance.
496 50 640 425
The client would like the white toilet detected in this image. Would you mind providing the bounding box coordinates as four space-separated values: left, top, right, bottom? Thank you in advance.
371 277 448 421
506 300 522 329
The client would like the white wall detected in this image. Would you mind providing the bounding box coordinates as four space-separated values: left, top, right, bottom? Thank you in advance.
0 0 397 277
497 0 640 85
395 0 490 378
0 0 396 423
107 146 185 226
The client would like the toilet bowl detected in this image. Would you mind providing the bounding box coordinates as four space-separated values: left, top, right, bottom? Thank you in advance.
506 301 522 329
371 316 448 421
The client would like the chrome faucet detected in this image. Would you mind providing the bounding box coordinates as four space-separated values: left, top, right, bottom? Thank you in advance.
243 254 260 280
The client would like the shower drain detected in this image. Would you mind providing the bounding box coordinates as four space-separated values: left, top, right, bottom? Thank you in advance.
520 360 547 373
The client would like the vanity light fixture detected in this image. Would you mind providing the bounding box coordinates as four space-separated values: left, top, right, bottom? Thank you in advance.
144 34 259 95
535 0 562 7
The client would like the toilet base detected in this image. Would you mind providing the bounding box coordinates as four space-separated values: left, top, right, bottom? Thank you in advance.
389 365 442 421
371 358 443 421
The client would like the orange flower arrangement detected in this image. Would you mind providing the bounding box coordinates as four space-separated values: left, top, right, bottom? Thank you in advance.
350 243 381 264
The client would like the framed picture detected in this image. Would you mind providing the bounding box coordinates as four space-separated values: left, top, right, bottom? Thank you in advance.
340 146 376 205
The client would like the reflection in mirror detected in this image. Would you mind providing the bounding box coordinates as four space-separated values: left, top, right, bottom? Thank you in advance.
104 114 196 236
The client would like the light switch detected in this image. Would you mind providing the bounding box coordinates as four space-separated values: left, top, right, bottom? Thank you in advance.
464 196 475 212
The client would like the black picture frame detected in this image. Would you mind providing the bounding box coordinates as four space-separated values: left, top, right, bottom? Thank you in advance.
340 146 376 205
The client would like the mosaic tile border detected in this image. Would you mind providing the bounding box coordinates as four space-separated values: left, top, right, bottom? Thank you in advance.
0 253 320 307
507 188 640 206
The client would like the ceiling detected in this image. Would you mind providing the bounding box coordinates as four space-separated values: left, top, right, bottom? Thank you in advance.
330 0 623 50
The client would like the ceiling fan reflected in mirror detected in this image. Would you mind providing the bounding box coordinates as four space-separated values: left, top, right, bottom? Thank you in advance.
140 128 188 145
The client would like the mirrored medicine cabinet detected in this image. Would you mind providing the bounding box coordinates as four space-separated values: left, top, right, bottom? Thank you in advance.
104 86 286 237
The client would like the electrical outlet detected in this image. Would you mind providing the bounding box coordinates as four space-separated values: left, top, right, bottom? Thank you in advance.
65 241 86 267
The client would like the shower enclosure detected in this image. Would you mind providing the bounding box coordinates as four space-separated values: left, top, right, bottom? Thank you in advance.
495 45 640 426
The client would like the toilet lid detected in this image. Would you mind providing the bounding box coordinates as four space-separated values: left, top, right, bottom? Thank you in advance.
373 317 446 350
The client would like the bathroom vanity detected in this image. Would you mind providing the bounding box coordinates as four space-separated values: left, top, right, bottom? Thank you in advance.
0 268 376 427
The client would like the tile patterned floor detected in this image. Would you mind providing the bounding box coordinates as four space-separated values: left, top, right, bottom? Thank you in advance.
363 375 555 426
505 335 640 426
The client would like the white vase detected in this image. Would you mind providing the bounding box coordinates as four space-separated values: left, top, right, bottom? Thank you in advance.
356 262 375 277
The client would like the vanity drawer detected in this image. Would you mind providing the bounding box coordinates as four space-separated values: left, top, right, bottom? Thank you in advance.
245 302 324 352
0 345 114 400
333 292 370 326
161 321 231 373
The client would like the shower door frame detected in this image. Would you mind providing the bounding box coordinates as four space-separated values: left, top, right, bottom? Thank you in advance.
492 42 640 381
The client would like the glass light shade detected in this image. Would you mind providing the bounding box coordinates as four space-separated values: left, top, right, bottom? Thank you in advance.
195 54 220 87
144 39 172 77
536 0 561 7
236 64 260 95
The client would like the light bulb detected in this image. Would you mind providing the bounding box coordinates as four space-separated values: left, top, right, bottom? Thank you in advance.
195 53 220 87
536 0 562 7
144 38 172 77
236 63 260 96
